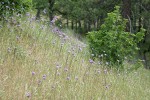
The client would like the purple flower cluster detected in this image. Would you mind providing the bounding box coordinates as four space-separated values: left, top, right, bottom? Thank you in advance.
89 59 94 64
52 27 67 39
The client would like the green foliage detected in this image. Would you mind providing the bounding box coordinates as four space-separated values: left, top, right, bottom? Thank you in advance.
87 6 145 66
0 0 32 20
32 0 48 9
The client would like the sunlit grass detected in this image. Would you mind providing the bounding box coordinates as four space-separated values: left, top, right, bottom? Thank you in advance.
0 16 150 100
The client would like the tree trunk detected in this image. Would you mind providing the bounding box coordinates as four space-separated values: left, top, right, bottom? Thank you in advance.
96 17 100 30
122 0 132 32
49 11 53 21
75 20 78 32
88 20 91 32
36 8 41 20
78 20 82 33
94 19 96 30
138 0 142 32
48 0 55 22
84 19 87 33
66 17 69 27
71 20 74 30
99 15 104 26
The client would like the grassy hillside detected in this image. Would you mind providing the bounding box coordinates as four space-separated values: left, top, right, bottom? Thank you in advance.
0 17 150 100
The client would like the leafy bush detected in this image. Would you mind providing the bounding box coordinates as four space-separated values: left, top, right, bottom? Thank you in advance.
87 6 145 66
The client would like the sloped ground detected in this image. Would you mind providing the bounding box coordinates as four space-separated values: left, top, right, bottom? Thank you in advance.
0 17 150 100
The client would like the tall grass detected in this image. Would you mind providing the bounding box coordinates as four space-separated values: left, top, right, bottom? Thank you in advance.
0 15 150 100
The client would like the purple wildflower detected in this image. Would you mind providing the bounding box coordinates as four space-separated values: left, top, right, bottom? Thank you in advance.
89 59 94 64
43 75 46 80
79 47 82 51
32 72 35 76
26 92 31 98
66 76 70 80
31 17 36 21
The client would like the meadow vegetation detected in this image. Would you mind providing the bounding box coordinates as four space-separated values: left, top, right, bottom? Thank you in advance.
0 14 150 100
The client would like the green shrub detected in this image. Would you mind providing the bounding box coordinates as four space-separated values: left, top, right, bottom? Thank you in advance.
87 6 145 67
